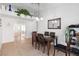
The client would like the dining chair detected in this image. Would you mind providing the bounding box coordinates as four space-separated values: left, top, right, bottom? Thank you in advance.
37 33 47 53
50 32 55 39
50 32 67 56
49 32 59 55
44 31 49 36
32 31 38 49
50 32 56 44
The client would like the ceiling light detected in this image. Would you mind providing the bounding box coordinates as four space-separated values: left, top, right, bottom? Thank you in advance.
55 20 57 23
36 17 39 21
40 17 43 20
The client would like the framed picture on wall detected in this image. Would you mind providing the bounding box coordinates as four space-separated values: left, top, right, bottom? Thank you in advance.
48 18 61 29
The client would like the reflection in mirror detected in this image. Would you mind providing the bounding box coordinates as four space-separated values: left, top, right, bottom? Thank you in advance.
48 18 61 29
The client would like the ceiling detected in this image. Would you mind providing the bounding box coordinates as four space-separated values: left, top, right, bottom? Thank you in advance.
0 3 57 16
0 3 79 16
0 3 40 16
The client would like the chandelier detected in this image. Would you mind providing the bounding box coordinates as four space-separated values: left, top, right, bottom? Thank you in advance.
31 3 43 21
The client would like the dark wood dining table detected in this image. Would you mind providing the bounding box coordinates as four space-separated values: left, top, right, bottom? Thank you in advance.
44 36 54 56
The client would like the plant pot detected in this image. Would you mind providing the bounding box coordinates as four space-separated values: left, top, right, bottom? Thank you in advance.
20 14 25 18
26 15 31 19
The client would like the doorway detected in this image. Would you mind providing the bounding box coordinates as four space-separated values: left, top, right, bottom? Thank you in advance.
13 23 26 42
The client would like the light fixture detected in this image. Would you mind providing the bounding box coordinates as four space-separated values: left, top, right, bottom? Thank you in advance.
36 3 43 21
54 20 57 23
36 17 39 21
40 17 43 20
31 3 43 21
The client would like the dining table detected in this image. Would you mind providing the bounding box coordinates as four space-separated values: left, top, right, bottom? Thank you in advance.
44 36 54 56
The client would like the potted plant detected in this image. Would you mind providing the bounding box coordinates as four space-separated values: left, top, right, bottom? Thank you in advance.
15 9 31 17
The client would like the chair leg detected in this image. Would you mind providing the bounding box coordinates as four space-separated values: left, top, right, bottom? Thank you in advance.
65 52 67 56
65 49 67 56
35 42 37 49
65 47 67 56
67 45 70 56
40 44 42 50
68 49 70 56
38 43 40 50
53 48 55 56
32 41 34 47
43 45 45 53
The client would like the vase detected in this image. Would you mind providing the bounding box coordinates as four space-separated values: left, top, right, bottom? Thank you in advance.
9 4 12 11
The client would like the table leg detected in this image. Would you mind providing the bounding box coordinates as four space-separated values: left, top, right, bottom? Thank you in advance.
53 46 55 56
47 41 50 56
68 45 70 56
32 39 33 46
65 47 67 56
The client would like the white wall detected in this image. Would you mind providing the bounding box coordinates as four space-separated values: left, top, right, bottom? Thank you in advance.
38 3 79 45
25 20 37 38
0 17 2 49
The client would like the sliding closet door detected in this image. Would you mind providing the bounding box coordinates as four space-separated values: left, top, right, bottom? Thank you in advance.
13 23 21 42
20 24 26 40
14 20 36 41
14 20 27 41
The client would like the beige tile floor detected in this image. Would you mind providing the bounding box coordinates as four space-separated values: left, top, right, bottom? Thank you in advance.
0 38 75 56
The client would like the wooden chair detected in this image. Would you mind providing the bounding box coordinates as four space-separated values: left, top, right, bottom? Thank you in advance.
37 33 47 53
53 44 67 56
51 32 67 56
44 31 49 36
49 32 67 56
50 32 55 39
50 32 57 45
32 31 38 49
